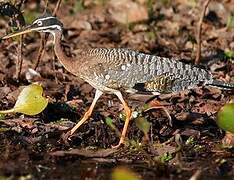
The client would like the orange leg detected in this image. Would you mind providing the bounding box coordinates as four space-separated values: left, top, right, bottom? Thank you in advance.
146 100 172 126
112 91 132 148
64 90 103 138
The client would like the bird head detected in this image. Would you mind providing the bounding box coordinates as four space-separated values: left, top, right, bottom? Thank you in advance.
2 12 63 39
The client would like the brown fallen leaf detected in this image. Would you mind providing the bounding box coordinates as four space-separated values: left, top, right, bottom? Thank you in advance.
180 128 201 139
222 132 234 146
0 86 11 99
0 118 37 129
193 100 222 115
108 0 148 24
153 144 176 156
47 121 75 131
50 148 118 157
175 112 205 123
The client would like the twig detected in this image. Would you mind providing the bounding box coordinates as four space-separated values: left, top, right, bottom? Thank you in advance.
16 0 26 10
15 0 26 80
33 0 62 70
0 2 26 79
33 0 49 70
33 34 46 70
189 169 202 180
52 0 62 16
16 35 23 79
195 0 211 65
43 0 49 13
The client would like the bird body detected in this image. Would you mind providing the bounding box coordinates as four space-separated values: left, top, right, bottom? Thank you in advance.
63 47 224 94
2 13 234 148
88 48 210 92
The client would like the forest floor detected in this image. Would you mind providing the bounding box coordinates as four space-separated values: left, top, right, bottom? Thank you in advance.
0 0 234 179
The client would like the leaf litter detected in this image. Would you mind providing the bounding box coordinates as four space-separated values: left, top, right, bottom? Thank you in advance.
0 0 233 179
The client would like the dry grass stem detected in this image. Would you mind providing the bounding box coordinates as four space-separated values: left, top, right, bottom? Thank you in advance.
195 0 211 65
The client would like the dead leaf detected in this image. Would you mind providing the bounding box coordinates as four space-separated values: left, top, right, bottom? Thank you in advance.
108 0 148 24
50 148 118 157
222 132 234 146
0 118 37 129
0 86 11 99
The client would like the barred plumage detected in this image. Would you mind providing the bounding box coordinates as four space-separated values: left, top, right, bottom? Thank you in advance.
76 47 229 94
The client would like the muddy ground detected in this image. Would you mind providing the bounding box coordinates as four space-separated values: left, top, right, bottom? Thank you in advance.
0 0 234 179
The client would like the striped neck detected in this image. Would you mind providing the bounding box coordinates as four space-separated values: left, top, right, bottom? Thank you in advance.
53 31 77 75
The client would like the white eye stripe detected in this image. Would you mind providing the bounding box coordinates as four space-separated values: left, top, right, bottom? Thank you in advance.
33 16 56 24
33 25 62 31
46 25 62 31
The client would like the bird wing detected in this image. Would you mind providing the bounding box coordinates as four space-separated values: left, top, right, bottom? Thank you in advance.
78 48 212 94
132 73 179 93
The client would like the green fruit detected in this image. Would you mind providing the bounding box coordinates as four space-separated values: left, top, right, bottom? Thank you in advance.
217 103 234 133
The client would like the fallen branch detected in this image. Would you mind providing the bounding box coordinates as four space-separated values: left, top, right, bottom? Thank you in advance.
195 0 211 65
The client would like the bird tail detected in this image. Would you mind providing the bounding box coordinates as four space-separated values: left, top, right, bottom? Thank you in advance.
206 79 234 90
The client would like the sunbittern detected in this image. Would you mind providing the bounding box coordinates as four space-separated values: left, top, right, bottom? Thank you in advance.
2 13 234 148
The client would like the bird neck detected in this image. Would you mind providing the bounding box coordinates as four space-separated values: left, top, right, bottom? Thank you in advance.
53 31 77 75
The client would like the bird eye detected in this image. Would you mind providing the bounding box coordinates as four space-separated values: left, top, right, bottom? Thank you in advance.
37 20 42 26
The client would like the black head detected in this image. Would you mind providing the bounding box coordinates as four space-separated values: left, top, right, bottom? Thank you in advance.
2 12 63 39
32 12 63 32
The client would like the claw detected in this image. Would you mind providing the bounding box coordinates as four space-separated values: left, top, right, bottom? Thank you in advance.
61 130 72 145
147 100 173 126
111 140 124 149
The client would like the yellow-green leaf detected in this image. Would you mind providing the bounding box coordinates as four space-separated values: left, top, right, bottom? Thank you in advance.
105 117 116 130
0 84 48 115
135 117 150 135
111 167 141 180
224 50 234 59
217 103 234 133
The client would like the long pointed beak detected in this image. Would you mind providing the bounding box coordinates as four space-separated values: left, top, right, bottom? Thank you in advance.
2 24 36 39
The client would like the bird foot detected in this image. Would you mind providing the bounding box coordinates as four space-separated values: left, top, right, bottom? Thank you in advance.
111 139 125 149
61 130 72 145
146 100 173 126
111 143 124 149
